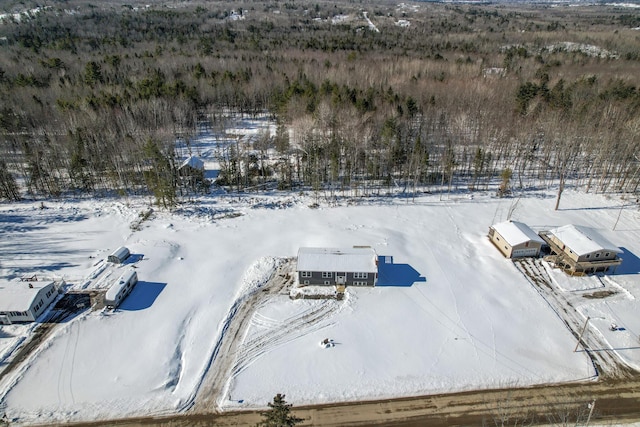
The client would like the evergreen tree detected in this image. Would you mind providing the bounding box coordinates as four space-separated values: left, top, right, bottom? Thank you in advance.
84 61 103 87
257 394 303 427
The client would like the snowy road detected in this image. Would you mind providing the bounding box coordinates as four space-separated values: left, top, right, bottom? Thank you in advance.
65 376 640 426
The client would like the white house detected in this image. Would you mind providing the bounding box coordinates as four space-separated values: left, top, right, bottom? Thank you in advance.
0 279 59 324
488 220 545 258
179 156 205 173
297 247 378 286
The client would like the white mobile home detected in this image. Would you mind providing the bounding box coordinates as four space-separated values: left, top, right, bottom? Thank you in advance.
104 269 138 309
108 246 130 264
0 280 59 324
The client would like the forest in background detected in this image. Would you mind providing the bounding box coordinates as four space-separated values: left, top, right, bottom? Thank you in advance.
0 0 639 207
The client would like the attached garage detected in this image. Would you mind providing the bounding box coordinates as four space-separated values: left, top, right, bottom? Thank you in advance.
512 247 540 258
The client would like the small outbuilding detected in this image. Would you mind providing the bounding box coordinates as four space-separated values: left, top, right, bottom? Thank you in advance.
178 156 208 192
0 279 59 324
297 247 378 286
178 156 205 174
108 246 130 264
488 221 545 258
539 224 623 275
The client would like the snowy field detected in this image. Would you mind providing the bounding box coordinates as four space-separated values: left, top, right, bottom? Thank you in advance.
1 114 640 424
1 188 639 424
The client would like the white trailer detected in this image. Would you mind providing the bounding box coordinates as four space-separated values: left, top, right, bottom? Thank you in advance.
107 246 130 264
104 269 138 309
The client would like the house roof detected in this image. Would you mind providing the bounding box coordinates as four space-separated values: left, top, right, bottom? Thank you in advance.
179 156 204 170
0 280 54 312
297 247 378 273
548 224 622 256
491 221 544 246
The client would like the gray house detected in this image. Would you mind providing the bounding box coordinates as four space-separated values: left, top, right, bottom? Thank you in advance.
297 247 378 286
0 279 59 324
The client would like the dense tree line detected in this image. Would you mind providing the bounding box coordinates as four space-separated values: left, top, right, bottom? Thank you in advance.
0 0 639 205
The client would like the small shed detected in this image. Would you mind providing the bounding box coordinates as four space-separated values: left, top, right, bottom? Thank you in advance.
0 280 59 324
297 247 378 286
488 221 545 258
178 156 205 175
108 246 130 264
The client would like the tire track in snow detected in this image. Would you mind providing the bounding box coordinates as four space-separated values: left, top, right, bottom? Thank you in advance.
68 320 80 404
230 299 342 378
514 258 634 379
189 258 292 412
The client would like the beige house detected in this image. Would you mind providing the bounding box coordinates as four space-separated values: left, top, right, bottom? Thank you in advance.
489 221 545 258
539 224 622 275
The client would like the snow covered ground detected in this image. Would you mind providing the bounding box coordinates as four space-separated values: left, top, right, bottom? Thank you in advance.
2 115 640 427
1 188 639 424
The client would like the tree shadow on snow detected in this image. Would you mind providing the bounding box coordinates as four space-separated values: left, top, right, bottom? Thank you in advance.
557 202 636 212
376 256 426 287
614 247 640 275
3 263 77 281
119 281 166 311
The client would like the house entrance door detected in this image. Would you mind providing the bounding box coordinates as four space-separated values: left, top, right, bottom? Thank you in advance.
336 274 346 285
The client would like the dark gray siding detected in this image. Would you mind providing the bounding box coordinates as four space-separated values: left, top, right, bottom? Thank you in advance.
298 271 376 286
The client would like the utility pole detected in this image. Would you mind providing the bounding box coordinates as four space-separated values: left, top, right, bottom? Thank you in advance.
574 316 591 352
613 202 624 231
585 399 596 426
